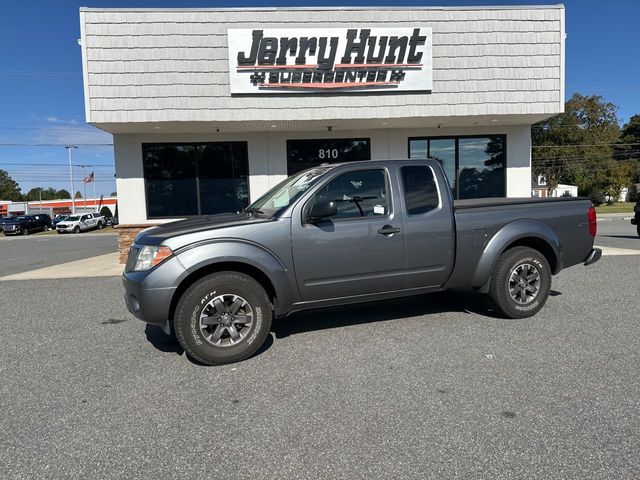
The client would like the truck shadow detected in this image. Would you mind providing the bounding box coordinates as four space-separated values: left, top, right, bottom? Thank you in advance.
272 290 497 339
145 290 553 364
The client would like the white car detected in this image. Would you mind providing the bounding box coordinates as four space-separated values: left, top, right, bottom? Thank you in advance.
56 213 105 234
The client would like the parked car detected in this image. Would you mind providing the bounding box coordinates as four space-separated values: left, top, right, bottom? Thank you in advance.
1 215 48 236
52 214 70 229
32 213 52 230
56 213 106 233
0 216 14 232
632 199 640 238
123 159 601 366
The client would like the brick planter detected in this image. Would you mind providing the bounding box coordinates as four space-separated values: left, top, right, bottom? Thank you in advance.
116 224 159 264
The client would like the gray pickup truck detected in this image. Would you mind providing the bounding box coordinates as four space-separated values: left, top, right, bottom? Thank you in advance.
123 159 601 365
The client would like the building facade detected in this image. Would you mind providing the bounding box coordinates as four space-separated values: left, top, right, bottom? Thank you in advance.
78 5 565 260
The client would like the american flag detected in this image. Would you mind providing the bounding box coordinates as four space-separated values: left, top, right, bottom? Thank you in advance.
83 171 94 184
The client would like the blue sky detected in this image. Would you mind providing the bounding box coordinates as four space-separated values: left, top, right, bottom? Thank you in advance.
1 0 639 197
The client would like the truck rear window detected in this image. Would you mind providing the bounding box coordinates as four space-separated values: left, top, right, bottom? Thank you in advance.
401 166 439 215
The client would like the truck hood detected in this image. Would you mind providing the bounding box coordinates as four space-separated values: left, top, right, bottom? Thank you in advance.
137 212 272 244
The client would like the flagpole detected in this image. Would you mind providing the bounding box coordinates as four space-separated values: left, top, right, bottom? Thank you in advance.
83 165 87 211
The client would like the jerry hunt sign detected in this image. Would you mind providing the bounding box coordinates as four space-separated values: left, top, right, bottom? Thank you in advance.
227 28 432 94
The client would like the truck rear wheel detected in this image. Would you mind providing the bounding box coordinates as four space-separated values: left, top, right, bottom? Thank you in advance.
174 272 273 365
488 247 551 319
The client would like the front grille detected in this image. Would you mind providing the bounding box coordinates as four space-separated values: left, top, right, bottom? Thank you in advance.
125 245 140 273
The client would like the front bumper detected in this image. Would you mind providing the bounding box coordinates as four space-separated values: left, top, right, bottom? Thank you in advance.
56 225 76 232
122 255 186 329
584 248 602 266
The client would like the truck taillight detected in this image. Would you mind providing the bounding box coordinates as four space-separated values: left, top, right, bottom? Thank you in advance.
588 207 597 237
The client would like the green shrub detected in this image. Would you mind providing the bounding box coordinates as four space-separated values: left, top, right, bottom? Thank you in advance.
588 188 605 206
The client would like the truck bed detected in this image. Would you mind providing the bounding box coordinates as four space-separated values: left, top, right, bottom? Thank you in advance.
453 196 588 209
446 196 595 290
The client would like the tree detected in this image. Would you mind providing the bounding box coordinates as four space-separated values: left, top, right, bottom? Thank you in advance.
75 191 83 199
0 169 22 201
532 93 623 196
25 187 74 201
99 206 113 218
110 191 117 197
616 114 640 161
616 114 640 183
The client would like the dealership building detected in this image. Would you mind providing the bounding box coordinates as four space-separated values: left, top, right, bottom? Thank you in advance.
78 5 565 261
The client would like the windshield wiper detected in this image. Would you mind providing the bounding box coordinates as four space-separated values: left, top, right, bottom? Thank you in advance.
243 206 266 218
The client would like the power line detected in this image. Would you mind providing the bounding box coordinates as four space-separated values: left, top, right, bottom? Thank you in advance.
533 142 640 148
0 126 108 133
0 71 80 77
0 162 114 167
0 143 113 147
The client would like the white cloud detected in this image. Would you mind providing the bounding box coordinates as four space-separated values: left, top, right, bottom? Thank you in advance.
45 116 80 126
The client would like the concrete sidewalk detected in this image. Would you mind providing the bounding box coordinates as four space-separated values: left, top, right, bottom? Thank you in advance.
0 252 122 281
597 212 634 221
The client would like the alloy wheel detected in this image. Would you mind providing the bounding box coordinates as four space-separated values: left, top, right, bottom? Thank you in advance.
199 294 254 347
508 263 541 305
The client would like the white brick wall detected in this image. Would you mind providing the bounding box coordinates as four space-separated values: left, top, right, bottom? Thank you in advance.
80 6 564 126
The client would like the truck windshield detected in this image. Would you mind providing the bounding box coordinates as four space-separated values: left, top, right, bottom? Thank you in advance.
66 216 80 221
246 167 332 218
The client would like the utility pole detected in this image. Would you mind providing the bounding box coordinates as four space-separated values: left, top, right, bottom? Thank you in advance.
65 145 78 214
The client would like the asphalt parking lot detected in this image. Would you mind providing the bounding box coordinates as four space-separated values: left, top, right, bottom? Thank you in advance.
0 230 117 276
1 217 638 479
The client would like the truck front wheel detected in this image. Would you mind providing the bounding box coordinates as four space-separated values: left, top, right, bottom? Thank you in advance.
488 246 551 319
174 272 273 365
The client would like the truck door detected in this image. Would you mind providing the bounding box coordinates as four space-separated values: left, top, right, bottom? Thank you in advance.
396 163 455 288
291 167 405 301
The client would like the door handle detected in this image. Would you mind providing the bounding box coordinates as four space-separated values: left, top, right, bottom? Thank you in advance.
378 225 400 235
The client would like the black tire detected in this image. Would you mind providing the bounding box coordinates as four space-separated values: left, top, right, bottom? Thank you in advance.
97 222 103 230
57 230 63 234
637 225 640 239
21 228 29 236
174 272 273 365
73 226 80 234
488 247 551 319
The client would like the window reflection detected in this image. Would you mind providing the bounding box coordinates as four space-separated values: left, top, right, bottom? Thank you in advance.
458 137 505 199
143 142 249 218
143 145 198 217
408 136 505 199
428 139 456 193
287 138 371 175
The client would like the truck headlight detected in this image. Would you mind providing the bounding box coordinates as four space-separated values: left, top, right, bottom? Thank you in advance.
133 245 173 271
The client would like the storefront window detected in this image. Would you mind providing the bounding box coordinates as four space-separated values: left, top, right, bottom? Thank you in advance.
287 138 370 175
458 137 505 199
143 142 249 218
408 135 505 199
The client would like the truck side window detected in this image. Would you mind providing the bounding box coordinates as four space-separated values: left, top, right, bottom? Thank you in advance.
401 166 439 215
311 169 389 220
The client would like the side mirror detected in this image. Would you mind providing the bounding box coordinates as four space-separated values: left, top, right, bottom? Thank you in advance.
308 200 337 223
